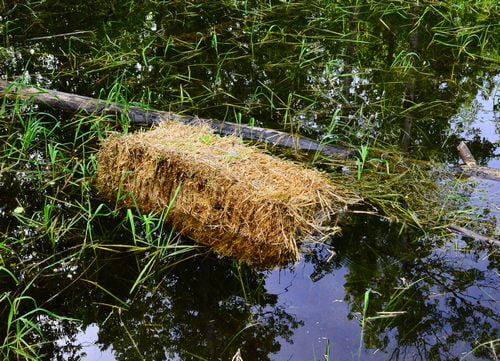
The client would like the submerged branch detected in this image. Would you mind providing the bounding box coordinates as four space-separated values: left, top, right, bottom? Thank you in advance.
1 81 498 240
0 80 350 158
456 141 500 181
457 165 500 182
457 141 477 167
447 224 500 247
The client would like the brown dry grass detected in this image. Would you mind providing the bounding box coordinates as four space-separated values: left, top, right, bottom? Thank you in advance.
96 121 359 267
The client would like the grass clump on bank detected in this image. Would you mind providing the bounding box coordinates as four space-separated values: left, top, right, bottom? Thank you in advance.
96 121 360 267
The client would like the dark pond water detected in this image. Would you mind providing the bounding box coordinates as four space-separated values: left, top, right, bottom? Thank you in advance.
0 1 498 360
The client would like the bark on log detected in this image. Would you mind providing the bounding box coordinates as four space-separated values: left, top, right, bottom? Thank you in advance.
0 80 350 158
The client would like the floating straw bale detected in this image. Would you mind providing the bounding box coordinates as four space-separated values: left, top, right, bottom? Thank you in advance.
96 121 358 266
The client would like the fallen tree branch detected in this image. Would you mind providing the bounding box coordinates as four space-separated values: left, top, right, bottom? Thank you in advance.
0 80 350 158
447 224 500 247
457 141 477 167
456 141 500 182
457 165 500 182
2 81 498 181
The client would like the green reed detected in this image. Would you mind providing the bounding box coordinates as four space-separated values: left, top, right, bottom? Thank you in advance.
0 1 498 359
0 81 200 360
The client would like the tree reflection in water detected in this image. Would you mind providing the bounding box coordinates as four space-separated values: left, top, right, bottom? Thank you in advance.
2 211 495 361
305 214 498 361
0 0 498 360
1 250 301 361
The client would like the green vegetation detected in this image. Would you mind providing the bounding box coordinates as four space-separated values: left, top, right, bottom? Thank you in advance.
0 0 498 360
0 95 198 359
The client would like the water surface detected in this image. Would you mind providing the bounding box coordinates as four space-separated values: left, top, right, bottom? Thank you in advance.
0 1 498 360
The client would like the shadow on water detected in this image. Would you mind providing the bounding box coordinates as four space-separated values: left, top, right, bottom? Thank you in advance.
0 0 498 360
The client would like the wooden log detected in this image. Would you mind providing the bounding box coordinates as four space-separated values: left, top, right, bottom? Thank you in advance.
0 80 350 158
456 141 500 182
458 165 500 182
2 80 498 181
447 224 500 247
457 141 477 166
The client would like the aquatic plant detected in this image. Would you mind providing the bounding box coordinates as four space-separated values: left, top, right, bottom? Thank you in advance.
0 0 498 360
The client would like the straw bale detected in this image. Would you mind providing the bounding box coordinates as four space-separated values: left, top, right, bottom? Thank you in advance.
96 121 358 266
